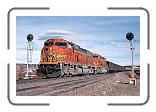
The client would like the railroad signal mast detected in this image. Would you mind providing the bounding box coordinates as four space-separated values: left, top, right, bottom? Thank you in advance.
24 34 36 79
126 32 136 85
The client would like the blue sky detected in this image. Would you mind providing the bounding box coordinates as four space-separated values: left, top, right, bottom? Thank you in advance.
16 16 140 66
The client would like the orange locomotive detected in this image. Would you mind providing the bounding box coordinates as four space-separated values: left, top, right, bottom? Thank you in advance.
37 38 107 78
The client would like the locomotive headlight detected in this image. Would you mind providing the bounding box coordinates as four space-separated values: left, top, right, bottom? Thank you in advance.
40 56 43 62
49 52 53 55
50 47 52 51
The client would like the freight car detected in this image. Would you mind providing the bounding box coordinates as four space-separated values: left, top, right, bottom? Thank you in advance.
37 38 107 78
106 61 125 73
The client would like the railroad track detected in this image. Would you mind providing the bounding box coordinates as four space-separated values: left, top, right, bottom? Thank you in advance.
16 73 115 96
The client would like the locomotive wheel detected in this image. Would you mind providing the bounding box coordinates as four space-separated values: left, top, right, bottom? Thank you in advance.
68 73 72 77
45 66 52 74
64 66 70 75
60 73 65 77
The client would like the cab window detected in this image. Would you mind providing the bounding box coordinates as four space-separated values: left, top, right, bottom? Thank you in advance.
93 56 98 59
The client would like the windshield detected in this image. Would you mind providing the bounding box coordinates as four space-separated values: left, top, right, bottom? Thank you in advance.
55 42 67 48
44 41 53 46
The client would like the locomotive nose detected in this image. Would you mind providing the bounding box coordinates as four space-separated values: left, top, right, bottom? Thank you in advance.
44 46 57 62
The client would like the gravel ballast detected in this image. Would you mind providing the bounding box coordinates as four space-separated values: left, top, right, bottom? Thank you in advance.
16 72 140 96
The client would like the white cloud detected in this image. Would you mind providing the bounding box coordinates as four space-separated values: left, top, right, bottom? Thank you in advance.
38 29 73 40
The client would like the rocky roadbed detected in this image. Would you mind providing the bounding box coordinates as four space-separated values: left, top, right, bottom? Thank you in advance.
59 72 140 96
17 72 139 96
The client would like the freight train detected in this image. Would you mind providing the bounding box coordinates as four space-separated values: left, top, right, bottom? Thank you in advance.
37 38 124 78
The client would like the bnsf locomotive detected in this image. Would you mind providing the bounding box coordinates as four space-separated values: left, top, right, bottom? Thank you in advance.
37 38 109 78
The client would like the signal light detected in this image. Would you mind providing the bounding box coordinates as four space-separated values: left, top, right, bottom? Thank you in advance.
126 32 134 41
27 34 34 42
